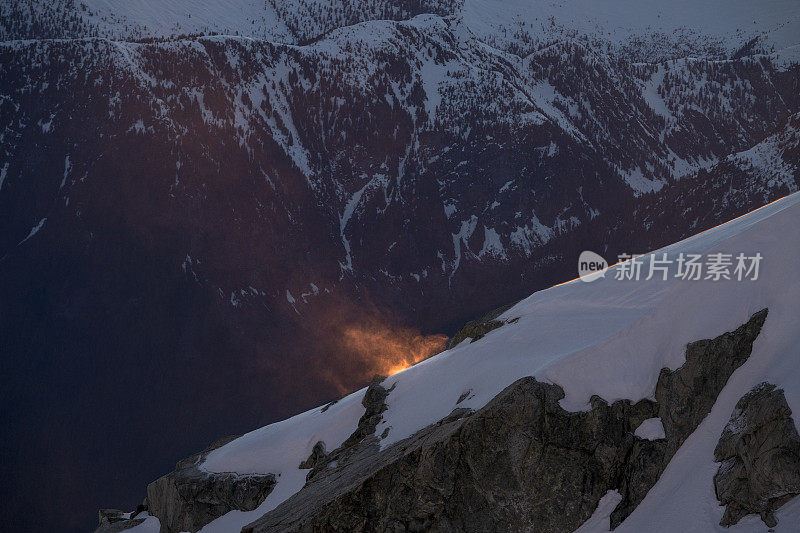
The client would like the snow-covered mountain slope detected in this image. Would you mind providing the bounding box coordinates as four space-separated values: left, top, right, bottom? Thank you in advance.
2 3 797 338
462 0 800 60
0 0 457 42
119 192 800 532
4 0 800 61
2 14 797 291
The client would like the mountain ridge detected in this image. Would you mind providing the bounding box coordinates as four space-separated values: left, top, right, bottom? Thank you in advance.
102 192 800 532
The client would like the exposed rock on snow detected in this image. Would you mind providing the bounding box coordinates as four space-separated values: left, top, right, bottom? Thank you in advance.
95 509 146 533
239 310 767 532
612 308 768 527
145 435 276 533
656 309 769 458
342 376 393 449
243 377 649 532
304 376 395 483
713 382 800 528
298 441 327 470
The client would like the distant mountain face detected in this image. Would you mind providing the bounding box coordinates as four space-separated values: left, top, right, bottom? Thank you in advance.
1 1 799 531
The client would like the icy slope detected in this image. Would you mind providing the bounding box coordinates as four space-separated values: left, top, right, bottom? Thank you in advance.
187 192 800 532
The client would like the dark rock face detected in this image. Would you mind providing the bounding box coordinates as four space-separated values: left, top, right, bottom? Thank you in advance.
242 309 768 532
342 377 393 448
98 509 126 525
246 379 658 533
656 309 769 456
714 382 800 528
146 436 276 533
610 308 769 526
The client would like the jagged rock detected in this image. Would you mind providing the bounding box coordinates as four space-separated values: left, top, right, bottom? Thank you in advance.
439 407 474 424
609 437 669 528
341 376 393 448
94 509 146 533
245 378 659 532
146 435 276 533
456 389 472 404
713 382 800 527
321 400 339 413
300 441 328 470
241 309 768 532
656 309 769 456
610 308 769 527
306 377 395 482
95 518 146 533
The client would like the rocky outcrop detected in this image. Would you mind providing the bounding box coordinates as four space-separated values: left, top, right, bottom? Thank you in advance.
299 441 328 470
244 379 657 533
341 377 394 448
714 382 800 527
610 307 769 526
305 377 394 482
242 309 768 532
146 436 276 533
656 308 769 456
94 509 146 533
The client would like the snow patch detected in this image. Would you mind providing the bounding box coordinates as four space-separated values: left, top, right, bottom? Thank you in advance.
574 490 623 533
0 162 8 191
478 226 507 260
19 218 46 244
634 418 666 440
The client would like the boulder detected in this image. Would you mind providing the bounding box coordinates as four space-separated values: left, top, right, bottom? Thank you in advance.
714 382 800 527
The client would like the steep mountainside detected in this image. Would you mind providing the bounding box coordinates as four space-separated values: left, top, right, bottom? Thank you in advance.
1 1 799 531
101 192 800 533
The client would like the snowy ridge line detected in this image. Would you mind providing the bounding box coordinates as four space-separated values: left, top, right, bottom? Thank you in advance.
537 193 797 293
4 3 800 66
4 28 800 69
